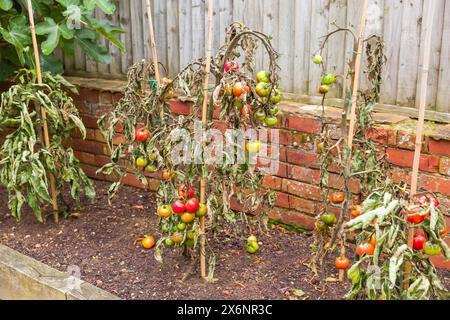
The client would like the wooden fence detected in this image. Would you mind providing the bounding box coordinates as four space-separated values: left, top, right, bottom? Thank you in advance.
63 0 450 118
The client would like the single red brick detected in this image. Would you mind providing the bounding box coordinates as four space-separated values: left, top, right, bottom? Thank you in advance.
390 167 411 185
386 148 439 173
439 158 450 176
279 130 292 145
74 151 96 166
288 165 321 184
79 164 99 179
327 173 360 194
430 255 450 270
275 192 290 208
387 129 397 145
289 195 316 214
72 139 106 155
285 116 321 134
79 88 100 103
428 138 450 157
81 115 100 129
267 206 283 221
397 131 424 150
419 174 450 197
168 99 192 115
282 179 321 201
100 91 112 104
279 210 316 230
262 176 282 190
122 174 146 190
366 127 388 144
113 92 124 103
285 148 319 168
95 155 111 167
256 158 288 177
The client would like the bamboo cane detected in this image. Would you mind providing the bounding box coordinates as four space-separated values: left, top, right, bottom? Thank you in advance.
338 0 369 282
403 0 436 290
347 0 368 150
199 0 214 280
26 0 59 223
145 0 163 120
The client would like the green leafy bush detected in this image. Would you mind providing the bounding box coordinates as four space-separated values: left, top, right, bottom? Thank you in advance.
0 0 125 80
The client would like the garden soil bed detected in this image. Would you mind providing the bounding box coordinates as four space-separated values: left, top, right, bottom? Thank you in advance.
0 181 448 300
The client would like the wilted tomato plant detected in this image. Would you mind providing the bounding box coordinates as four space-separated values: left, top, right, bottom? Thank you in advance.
98 23 279 278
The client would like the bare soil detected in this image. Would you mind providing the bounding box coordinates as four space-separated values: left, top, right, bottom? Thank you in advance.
0 181 448 300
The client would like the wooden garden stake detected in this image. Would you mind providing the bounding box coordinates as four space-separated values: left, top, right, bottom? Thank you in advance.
144 0 164 120
347 0 368 150
26 0 59 223
403 0 436 290
338 0 369 282
199 0 214 280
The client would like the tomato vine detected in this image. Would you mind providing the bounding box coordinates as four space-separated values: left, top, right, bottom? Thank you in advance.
99 23 281 278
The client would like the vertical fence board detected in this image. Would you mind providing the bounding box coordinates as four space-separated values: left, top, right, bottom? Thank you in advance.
192 0 206 61
380 0 403 105
309 0 330 96
119 0 132 75
436 1 450 113
327 0 347 98
178 0 193 67
293 0 312 95
415 0 445 110
166 0 180 76
396 0 423 107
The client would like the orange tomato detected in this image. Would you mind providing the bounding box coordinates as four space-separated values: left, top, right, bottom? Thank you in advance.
162 170 171 181
351 205 361 218
232 82 246 97
158 205 171 218
356 243 375 257
335 256 350 270
440 226 448 238
329 192 345 204
369 234 377 247
180 212 195 224
142 236 156 250
172 233 184 244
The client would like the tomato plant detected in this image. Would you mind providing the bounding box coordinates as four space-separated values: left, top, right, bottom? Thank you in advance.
0 69 95 222
98 23 278 278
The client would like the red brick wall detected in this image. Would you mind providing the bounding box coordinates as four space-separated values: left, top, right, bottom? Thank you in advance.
68 86 450 269
1 82 449 268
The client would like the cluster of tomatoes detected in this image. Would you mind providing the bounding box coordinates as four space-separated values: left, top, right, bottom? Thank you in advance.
223 61 282 127
158 184 208 248
134 128 159 173
316 192 344 232
405 195 447 257
312 54 336 95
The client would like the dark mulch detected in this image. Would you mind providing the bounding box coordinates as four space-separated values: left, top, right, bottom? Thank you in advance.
0 181 448 300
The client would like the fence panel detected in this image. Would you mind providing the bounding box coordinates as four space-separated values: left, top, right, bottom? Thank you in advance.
64 0 450 115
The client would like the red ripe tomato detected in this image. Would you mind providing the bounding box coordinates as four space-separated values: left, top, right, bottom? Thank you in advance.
172 200 186 214
356 243 375 257
405 206 426 224
178 184 195 199
413 234 426 251
335 256 350 270
329 192 345 204
224 61 239 73
135 128 149 142
185 198 200 213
